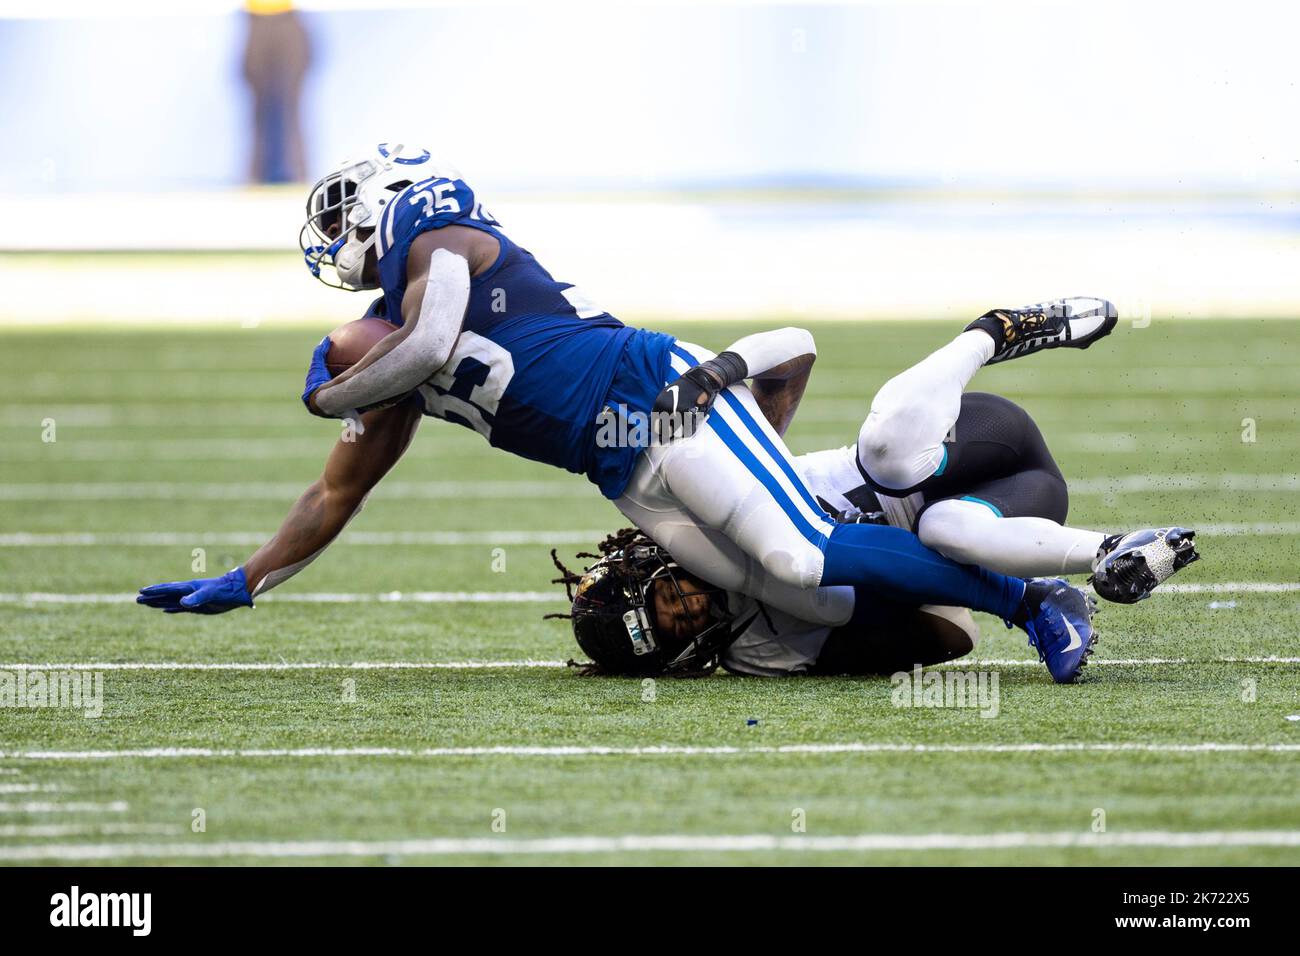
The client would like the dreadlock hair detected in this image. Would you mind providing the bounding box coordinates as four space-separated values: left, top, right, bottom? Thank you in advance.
545 528 730 678
544 527 650 620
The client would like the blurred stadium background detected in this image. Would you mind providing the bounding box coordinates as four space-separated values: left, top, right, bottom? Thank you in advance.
2 0 1298 326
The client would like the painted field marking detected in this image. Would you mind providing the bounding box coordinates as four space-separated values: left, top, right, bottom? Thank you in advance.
0 530 607 547
0 660 568 671
0 823 181 838
1 830 1298 861
0 523 1295 548
0 784 67 794
0 481 591 501
0 656 1294 672
1069 474 1300 493
0 474 1296 501
0 591 559 605
1159 583 1300 594
1 743 1296 761
1 582 1295 606
0 801 128 813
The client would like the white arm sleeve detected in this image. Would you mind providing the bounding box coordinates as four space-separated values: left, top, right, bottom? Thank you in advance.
723 327 816 378
315 248 470 417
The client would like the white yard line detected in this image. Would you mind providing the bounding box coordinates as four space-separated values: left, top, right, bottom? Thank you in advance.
0 784 67 793
0 474 1296 501
0 481 591 501
1068 474 1300 493
1 830 1298 861
0 530 607 547
1 581 1295 606
1 743 1296 761
13 433 1296 461
0 660 568 671
0 801 128 812
968 656 1300 666
1159 582 1300 593
0 591 559 604
0 523 1295 548
1196 522 1300 536
0 656 1294 672
0 823 180 838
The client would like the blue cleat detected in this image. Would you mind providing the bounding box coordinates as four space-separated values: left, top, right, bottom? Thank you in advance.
1022 578 1098 684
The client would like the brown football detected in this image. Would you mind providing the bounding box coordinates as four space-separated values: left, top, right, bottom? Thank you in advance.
325 316 400 376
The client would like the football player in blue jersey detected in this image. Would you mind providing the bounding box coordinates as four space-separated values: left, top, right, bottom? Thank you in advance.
139 143 1116 683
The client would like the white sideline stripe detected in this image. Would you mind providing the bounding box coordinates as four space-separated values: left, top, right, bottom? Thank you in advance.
0 660 567 671
2 830 1299 861
1157 582 1300 593
0 801 128 813
0 522 1297 548
1197 522 1300 536
0 823 180 838
0 656 1294 672
0 784 66 793
0 474 1296 501
968 656 1300 666
0 591 559 605
0 530 607 547
0 481 591 501
2 743 1296 761
1069 474 1300 493
3 582 1296 606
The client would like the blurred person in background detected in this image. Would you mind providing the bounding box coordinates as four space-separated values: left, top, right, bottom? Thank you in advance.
241 0 311 183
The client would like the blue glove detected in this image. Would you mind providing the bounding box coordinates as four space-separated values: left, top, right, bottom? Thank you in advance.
301 335 334 416
137 567 254 615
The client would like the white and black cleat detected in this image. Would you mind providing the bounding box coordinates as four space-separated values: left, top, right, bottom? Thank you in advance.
967 296 1118 365
1089 527 1200 604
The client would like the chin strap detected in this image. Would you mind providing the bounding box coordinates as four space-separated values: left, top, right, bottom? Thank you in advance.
334 231 377 288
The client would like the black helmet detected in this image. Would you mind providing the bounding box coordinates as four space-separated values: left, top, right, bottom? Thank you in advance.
564 536 736 676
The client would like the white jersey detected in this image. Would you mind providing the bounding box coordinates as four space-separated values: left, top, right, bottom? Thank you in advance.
793 445 926 532
720 594 834 676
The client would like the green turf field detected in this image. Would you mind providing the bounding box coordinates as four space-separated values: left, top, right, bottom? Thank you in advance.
0 318 1297 865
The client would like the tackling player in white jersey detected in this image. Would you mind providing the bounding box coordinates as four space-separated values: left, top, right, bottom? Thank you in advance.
552 304 1199 679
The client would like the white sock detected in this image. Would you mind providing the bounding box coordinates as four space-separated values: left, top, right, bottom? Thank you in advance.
872 330 994 417
918 498 1106 578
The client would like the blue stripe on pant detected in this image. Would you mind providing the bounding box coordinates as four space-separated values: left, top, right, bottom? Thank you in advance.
704 404 828 549
673 342 832 534
669 342 1026 620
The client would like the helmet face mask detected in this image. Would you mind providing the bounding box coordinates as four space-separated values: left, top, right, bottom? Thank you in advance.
300 158 381 290
566 537 735 677
299 143 454 291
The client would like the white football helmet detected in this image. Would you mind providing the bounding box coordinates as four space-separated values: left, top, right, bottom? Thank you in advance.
299 143 459 290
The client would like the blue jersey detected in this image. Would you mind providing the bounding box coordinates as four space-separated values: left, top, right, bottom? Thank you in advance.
372 175 673 499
